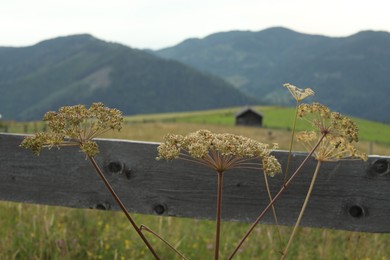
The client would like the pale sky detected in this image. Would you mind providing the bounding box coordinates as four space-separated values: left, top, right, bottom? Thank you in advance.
1 0 389 50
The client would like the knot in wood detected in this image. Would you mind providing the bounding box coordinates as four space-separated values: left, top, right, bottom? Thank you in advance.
107 161 124 173
104 160 132 178
372 159 389 175
348 205 366 218
95 202 111 211
154 204 166 215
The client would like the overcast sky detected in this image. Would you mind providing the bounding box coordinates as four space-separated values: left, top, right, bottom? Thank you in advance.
1 0 389 50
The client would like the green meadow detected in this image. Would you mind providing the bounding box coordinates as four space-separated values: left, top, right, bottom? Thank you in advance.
1 201 389 259
1 106 390 259
124 106 390 147
3 105 390 145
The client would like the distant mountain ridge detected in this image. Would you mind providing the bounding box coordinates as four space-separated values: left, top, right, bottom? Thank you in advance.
155 27 390 123
0 34 253 120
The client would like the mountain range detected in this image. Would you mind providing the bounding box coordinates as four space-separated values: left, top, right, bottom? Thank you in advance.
1 27 389 123
0 34 252 120
156 27 390 123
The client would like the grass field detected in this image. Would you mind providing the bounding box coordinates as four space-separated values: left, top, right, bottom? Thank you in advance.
1 106 390 259
3 105 390 146
1 201 390 260
124 106 390 146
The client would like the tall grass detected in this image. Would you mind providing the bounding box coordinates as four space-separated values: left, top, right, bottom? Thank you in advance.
1 201 390 259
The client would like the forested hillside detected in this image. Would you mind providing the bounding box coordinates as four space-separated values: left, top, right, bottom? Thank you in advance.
0 34 253 120
156 27 390 123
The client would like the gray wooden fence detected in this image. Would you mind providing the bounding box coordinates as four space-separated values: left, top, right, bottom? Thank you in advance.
1 133 389 233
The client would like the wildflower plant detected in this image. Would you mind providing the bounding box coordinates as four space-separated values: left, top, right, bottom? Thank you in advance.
229 91 366 260
280 103 367 259
283 83 315 181
267 83 315 251
20 103 160 259
157 130 281 259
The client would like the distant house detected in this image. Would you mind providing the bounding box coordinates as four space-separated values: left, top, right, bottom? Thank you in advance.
235 107 263 127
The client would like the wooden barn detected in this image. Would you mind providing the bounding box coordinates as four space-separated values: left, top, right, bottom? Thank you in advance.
235 107 263 127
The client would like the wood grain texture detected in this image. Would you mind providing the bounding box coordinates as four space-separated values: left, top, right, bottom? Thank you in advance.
1 133 389 232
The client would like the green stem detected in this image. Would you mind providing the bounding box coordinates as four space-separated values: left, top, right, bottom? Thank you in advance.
280 160 322 260
88 156 160 260
284 102 299 183
215 171 224 260
228 134 326 260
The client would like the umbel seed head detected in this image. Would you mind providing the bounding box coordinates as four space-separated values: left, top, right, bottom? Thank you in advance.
157 130 282 176
21 103 123 157
284 83 315 102
296 102 367 161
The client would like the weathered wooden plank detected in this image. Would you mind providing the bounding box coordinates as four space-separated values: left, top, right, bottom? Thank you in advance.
1 133 389 232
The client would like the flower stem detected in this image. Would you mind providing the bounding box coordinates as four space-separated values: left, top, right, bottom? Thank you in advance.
88 156 160 260
263 171 284 250
284 101 299 183
215 171 224 260
280 160 322 259
228 134 326 260
140 225 188 260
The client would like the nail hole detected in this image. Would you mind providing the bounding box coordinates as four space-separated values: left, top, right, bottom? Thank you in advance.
154 204 166 215
107 161 123 173
125 169 132 179
348 205 365 218
372 159 389 175
95 203 110 210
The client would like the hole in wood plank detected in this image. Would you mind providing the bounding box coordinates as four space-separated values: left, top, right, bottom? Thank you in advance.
154 204 166 215
107 161 124 173
104 160 132 178
348 205 366 218
372 159 389 175
124 169 132 179
95 202 110 210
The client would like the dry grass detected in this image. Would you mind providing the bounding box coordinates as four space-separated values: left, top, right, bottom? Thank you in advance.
101 122 390 155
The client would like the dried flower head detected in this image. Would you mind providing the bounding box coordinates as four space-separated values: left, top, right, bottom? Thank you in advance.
21 103 123 157
284 83 315 102
296 103 367 161
157 130 281 176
